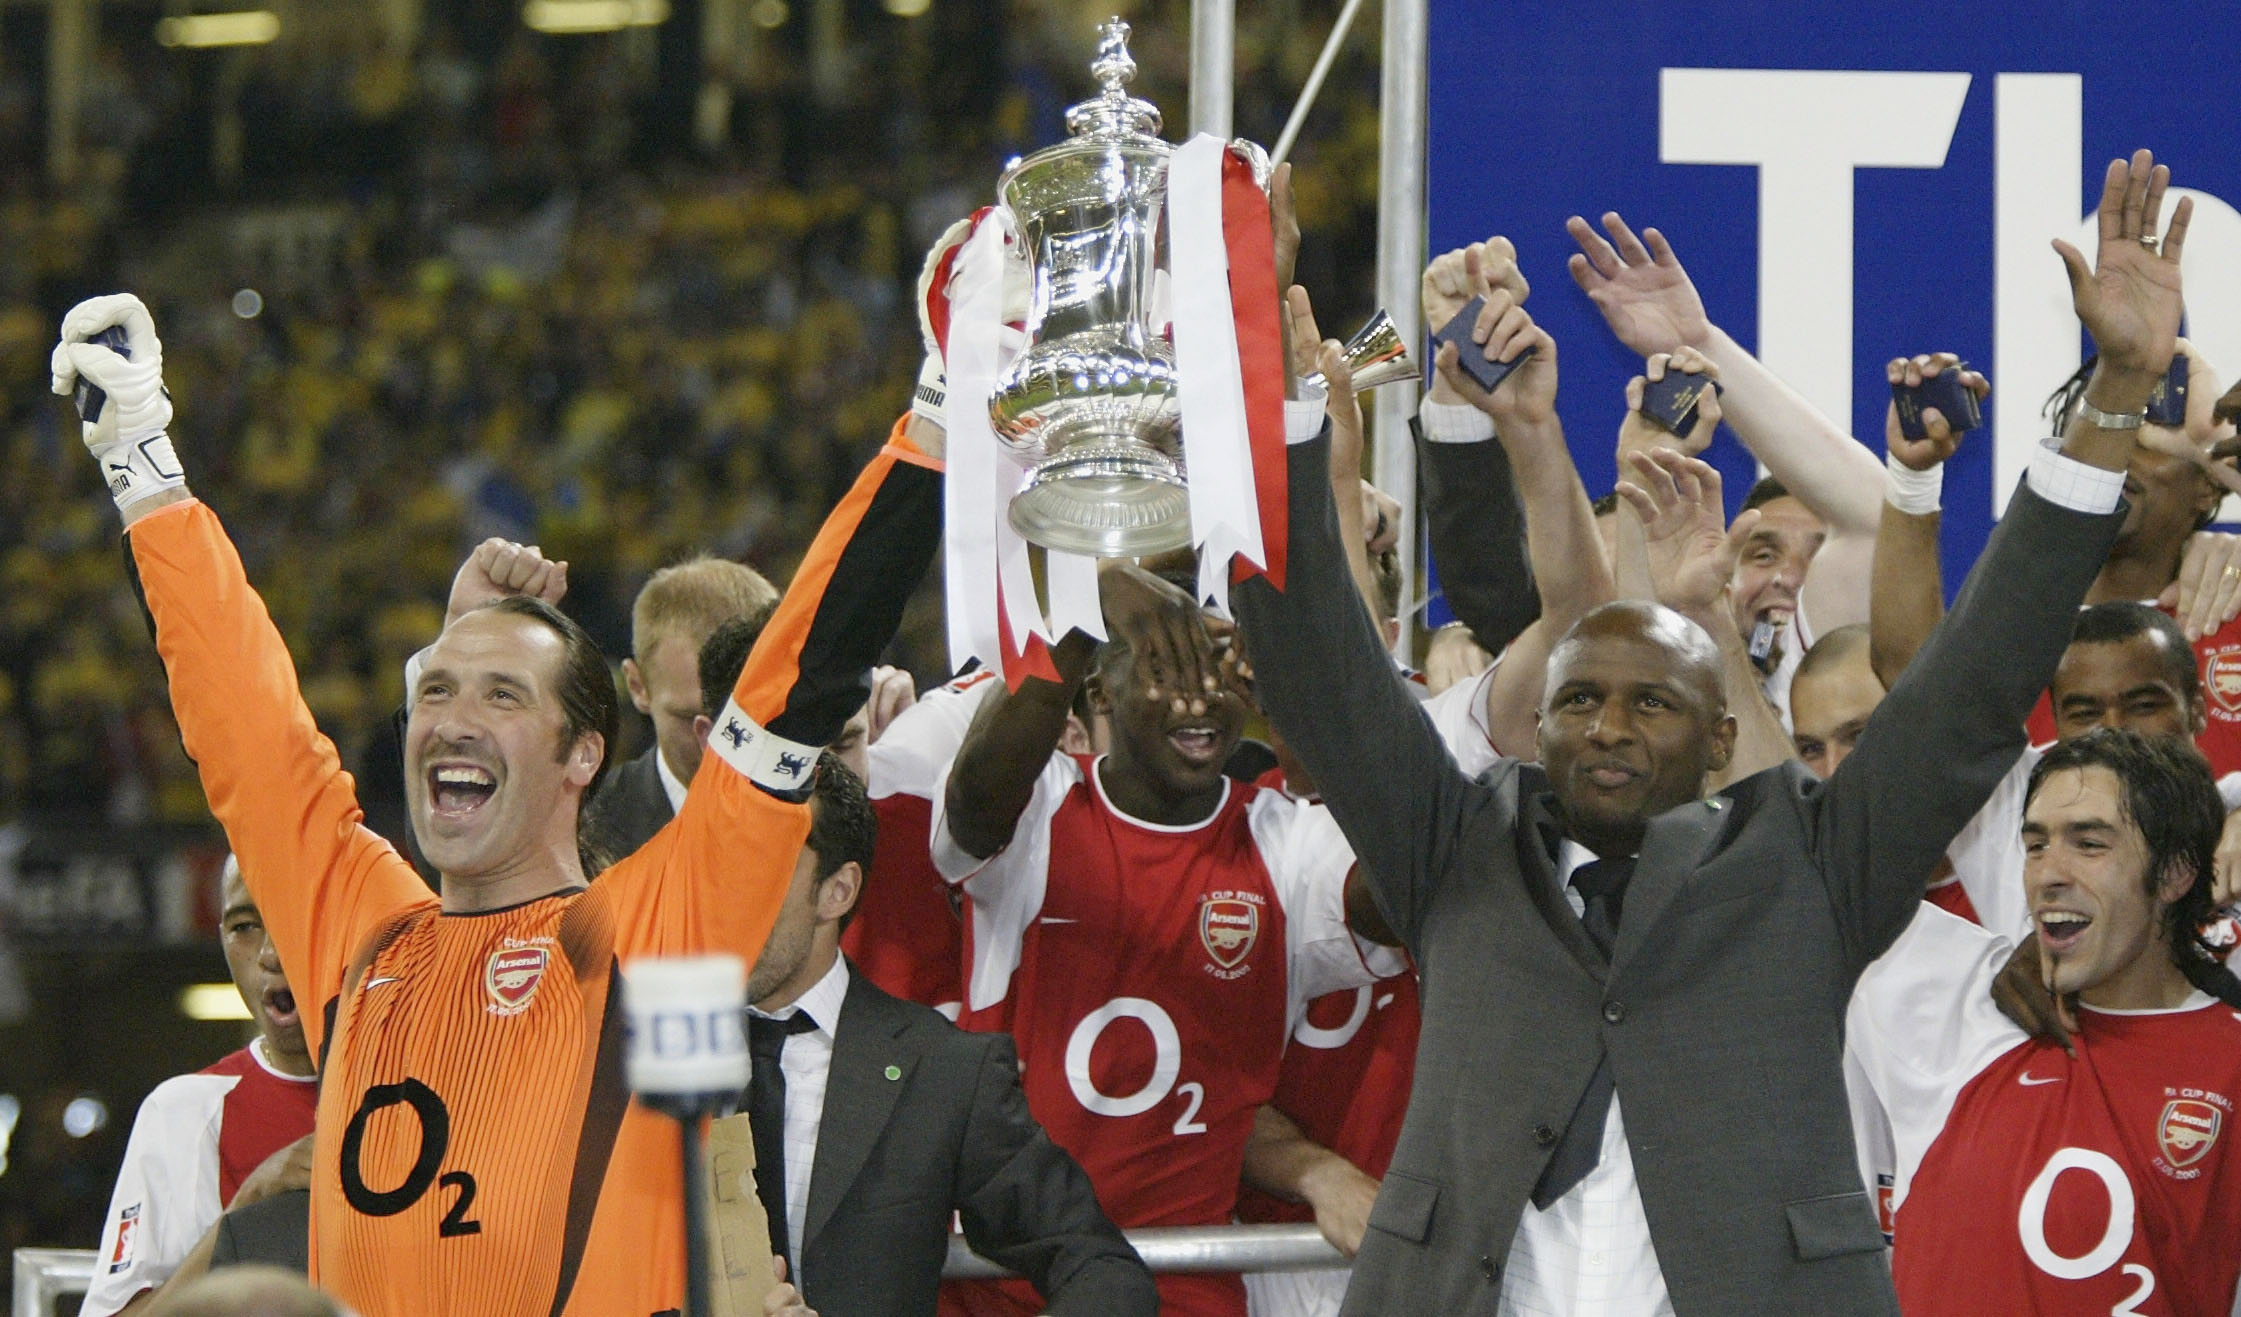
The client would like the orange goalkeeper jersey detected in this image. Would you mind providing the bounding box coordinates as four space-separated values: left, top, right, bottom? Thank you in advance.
129 423 941 1317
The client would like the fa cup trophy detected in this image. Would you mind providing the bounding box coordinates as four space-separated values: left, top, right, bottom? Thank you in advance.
989 20 1193 557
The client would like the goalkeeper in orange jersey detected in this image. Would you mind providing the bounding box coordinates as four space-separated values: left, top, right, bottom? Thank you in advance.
53 292 944 1317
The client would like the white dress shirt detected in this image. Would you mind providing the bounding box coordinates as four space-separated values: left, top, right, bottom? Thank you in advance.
749 956 849 1290
656 746 689 815
1498 840 1673 1316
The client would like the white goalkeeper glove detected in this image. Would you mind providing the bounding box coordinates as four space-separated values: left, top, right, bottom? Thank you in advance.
914 210 1031 425
49 294 183 515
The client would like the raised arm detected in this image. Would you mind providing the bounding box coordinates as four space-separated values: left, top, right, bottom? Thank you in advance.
1286 288 1389 634
1868 354 1982 683
1818 150 2188 967
1567 213 1882 630
1613 447 1794 786
612 415 946 958
55 296 428 1054
1415 239 1541 655
1235 260 1482 951
940 634 1097 862
1410 246 1617 761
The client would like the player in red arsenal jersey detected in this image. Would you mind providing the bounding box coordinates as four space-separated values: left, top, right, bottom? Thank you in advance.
840 669 994 1018
2025 342 2241 771
86 857 319 1315
1850 729 2241 1314
932 556 1398 1317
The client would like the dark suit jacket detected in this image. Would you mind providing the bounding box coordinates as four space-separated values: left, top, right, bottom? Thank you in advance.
1234 432 2123 1315
209 1188 309 1272
797 965 1154 1316
1415 415 1539 654
581 745 673 868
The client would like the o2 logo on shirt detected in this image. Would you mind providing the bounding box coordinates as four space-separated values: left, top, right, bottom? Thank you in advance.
2016 1147 2155 1312
2155 1087 2229 1178
1065 997 1209 1137
1198 892 1263 980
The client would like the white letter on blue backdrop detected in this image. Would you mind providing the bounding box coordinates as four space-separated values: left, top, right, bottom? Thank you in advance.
1661 69 1971 434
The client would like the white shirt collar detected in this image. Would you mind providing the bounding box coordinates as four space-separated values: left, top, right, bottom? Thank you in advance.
754 954 849 1037
1556 839 1611 885
250 1034 317 1083
656 746 689 815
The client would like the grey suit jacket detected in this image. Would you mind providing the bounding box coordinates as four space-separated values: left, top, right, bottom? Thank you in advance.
1233 432 2123 1315
796 965 1155 1316
581 745 673 868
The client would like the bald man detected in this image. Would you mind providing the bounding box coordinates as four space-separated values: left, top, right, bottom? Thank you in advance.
159 1266 340 1317
1234 144 2194 1310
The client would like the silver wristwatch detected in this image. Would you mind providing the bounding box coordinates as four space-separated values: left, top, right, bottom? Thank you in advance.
2074 398 2146 431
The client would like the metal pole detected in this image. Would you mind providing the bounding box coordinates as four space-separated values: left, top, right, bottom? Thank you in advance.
944 1224 1347 1279
1372 0 1429 665
45 0 89 187
1188 0 1234 139
680 1119 714 1316
697 0 737 148
1271 0 1368 167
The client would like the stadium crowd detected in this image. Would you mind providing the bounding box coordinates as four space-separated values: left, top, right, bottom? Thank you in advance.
0 1 1387 833
11 9 2241 1317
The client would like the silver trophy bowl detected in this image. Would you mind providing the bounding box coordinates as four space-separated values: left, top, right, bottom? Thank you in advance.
990 19 1192 558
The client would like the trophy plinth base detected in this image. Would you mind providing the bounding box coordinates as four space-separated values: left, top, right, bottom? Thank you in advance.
1009 445 1191 558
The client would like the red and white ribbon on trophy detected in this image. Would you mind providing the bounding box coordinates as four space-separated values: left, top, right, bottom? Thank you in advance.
1170 133 1288 612
941 132 1287 687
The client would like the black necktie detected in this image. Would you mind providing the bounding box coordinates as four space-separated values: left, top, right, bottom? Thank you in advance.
747 1010 820 1263
1532 857 1634 1209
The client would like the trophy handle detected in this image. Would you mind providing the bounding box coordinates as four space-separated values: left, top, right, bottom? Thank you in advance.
1303 309 1415 394
1227 138 1273 191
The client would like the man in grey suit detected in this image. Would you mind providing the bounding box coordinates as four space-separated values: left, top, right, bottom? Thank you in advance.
735 748 1155 1316
1231 150 2192 1313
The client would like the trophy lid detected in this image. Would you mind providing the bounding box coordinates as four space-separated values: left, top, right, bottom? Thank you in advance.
1061 18 1162 142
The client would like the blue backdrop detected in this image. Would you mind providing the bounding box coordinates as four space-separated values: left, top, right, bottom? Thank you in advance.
1423 0 2241 614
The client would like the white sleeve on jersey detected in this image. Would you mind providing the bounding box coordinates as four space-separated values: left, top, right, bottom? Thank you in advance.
80 1074 233 1317
1846 903 2030 1213
1944 746 2037 943
1422 660 1502 778
865 673 995 801
1842 1038 1897 1244
1247 792 1408 1023
930 752 1085 1013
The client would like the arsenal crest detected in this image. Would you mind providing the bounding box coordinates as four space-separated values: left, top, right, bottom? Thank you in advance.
485 945 550 1015
1199 897 1260 975
2206 647 2241 718
2160 1098 2222 1170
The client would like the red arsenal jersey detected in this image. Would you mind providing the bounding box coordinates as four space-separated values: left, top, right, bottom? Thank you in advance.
85 1040 318 1315
2029 608 2241 779
1851 906 2241 1316
932 755 1393 1317
842 672 993 1017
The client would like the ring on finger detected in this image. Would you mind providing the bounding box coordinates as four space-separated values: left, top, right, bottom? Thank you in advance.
2139 234 2163 254
2223 564 2240 583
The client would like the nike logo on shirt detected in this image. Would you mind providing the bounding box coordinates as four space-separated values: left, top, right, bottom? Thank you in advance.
364 976 402 989
2017 1072 2061 1086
